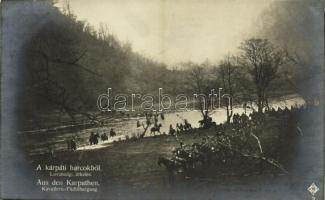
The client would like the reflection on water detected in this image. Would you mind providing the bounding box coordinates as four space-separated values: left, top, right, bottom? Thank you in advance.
23 95 305 155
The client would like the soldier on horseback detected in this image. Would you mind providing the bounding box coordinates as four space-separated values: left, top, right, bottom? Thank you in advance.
150 123 162 135
169 124 176 135
110 128 116 137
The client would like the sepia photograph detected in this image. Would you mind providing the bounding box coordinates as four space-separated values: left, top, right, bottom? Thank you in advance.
0 0 324 199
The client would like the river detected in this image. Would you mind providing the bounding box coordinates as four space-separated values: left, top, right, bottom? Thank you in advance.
22 95 305 155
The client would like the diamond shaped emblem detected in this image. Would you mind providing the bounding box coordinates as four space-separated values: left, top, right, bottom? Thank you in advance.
308 183 319 196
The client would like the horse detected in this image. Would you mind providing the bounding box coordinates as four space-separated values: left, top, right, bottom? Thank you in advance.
101 133 108 141
151 124 162 135
67 139 77 151
211 121 217 127
178 123 183 131
184 122 192 130
199 119 216 128
158 157 176 172
157 157 185 173
169 128 176 136
70 139 77 151
198 119 205 128
89 133 99 145
110 128 116 137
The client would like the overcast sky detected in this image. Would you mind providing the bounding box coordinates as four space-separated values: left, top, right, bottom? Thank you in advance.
58 0 273 65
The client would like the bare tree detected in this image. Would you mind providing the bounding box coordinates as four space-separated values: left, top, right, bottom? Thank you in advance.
239 38 287 112
217 55 238 123
188 64 216 127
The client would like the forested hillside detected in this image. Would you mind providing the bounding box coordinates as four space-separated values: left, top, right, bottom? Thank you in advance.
20 0 322 128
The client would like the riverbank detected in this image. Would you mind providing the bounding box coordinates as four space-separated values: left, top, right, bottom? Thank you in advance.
29 104 323 199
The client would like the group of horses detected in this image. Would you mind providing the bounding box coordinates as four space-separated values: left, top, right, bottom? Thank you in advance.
67 114 193 151
65 129 117 151
89 129 117 145
169 120 193 135
177 120 192 131
157 139 219 176
150 120 193 136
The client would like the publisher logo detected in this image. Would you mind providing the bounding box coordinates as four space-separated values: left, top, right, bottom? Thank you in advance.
308 183 319 200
